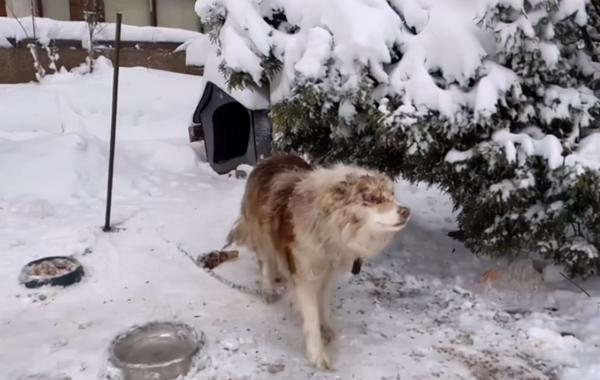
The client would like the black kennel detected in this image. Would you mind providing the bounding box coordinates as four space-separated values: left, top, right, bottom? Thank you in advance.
189 81 272 174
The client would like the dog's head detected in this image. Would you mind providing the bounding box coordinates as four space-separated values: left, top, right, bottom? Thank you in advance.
322 170 410 235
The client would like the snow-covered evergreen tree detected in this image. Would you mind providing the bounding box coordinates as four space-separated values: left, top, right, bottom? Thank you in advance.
196 0 600 276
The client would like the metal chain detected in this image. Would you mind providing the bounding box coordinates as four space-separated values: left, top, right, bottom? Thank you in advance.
174 244 276 299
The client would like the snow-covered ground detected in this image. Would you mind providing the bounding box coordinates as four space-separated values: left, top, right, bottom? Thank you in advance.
1 64 600 380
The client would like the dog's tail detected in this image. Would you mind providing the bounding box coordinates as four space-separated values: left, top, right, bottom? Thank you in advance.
223 217 248 249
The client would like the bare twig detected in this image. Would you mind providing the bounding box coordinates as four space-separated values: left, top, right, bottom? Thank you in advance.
6 3 30 39
83 0 103 73
560 272 592 298
27 0 45 80
27 43 45 80
8 1 46 81
30 0 36 41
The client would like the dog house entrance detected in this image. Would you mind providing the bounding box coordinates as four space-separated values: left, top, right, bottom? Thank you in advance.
212 103 251 164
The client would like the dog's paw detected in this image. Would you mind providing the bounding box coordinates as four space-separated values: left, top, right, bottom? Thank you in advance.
308 349 332 371
263 284 287 304
264 293 282 304
321 325 335 345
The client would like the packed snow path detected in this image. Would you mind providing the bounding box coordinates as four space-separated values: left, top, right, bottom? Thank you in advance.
1 65 599 380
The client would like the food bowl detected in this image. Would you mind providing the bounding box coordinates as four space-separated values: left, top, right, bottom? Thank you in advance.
19 256 84 288
109 322 203 380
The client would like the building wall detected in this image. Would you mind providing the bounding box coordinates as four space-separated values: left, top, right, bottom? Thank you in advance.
4 0 201 31
5 0 34 17
41 0 69 21
104 0 150 27
157 0 199 31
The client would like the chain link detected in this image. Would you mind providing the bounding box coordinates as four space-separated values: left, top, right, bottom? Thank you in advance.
174 244 277 299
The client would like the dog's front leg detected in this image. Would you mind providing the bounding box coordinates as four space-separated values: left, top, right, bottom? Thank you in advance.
318 274 335 345
296 279 332 370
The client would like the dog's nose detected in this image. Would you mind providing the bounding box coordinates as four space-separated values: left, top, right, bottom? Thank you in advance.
398 206 410 219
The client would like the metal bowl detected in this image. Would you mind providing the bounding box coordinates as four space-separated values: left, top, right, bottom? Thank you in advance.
109 322 203 380
19 256 84 288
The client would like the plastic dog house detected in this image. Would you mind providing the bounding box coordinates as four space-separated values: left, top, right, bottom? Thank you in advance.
189 81 272 175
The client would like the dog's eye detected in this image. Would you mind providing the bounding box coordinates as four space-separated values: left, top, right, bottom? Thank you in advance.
362 194 382 204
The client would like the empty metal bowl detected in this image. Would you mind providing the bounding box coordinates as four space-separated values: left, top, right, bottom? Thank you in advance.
109 321 203 380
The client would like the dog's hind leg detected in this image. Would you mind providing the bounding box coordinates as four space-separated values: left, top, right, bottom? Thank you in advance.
296 277 332 370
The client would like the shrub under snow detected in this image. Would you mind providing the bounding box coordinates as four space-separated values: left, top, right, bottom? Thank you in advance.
196 0 600 277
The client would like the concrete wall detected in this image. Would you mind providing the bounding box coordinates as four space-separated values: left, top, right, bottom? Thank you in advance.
0 40 203 83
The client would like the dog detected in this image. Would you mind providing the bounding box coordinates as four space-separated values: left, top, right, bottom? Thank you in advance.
226 153 410 369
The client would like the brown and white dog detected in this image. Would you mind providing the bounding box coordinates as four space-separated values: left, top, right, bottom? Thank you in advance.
226 153 410 369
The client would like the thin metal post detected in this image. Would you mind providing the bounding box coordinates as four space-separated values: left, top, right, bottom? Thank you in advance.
103 12 122 232
150 0 158 26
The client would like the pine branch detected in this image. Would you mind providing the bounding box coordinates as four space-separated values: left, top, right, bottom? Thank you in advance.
580 26 598 61
592 0 600 18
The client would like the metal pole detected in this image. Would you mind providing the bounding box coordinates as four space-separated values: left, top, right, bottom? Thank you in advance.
150 0 158 27
103 12 122 232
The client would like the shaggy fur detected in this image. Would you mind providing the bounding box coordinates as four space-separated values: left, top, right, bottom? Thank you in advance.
227 153 410 369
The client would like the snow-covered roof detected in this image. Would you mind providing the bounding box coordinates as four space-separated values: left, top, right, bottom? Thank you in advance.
201 50 270 110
